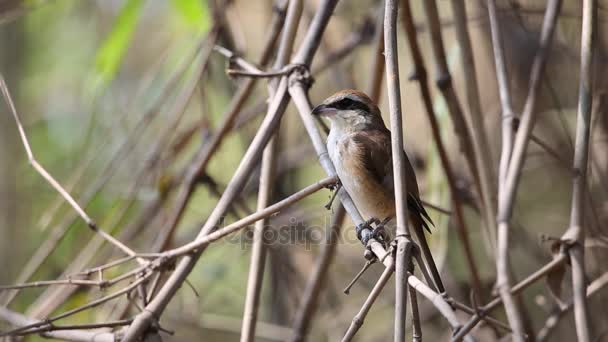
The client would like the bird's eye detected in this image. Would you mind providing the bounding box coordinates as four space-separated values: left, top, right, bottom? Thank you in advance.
332 98 369 112
333 98 355 110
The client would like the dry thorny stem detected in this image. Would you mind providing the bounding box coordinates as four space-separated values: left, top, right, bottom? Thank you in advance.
0 1 604 342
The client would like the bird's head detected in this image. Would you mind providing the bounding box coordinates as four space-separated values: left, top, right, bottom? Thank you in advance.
311 89 385 131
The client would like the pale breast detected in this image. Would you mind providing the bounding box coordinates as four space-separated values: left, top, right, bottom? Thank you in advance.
327 132 395 220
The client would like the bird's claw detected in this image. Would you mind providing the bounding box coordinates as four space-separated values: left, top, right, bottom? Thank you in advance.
356 217 390 247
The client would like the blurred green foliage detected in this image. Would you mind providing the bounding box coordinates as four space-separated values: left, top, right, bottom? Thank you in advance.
171 0 210 32
92 0 144 91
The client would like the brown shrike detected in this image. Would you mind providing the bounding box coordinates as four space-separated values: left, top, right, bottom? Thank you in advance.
312 90 440 284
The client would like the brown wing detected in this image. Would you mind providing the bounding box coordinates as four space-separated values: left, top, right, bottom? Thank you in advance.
351 129 434 232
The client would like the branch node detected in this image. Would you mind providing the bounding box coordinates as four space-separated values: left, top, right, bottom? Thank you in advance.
435 73 452 90
288 64 314 89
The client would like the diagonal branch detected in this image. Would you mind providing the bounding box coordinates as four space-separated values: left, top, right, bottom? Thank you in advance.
341 258 395 341
241 2 302 340
120 2 341 340
450 0 498 264
537 271 608 341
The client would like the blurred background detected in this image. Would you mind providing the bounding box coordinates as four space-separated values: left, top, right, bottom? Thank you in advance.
0 0 607 341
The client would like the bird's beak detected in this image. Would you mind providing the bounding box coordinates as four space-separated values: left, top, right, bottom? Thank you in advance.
311 104 336 117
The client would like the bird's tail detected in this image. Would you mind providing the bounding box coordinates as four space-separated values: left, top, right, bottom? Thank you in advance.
408 193 434 233
410 206 445 293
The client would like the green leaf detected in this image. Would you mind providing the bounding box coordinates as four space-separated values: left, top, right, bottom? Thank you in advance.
93 0 144 89
171 0 210 32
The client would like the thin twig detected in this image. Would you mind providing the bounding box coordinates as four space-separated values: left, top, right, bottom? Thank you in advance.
0 307 116 342
452 254 568 340
1 76 138 258
2 272 151 337
163 177 337 258
1 32 213 307
341 259 395 342
537 272 608 341
17 34 219 316
0 279 104 291
447 298 512 333
8 319 133 336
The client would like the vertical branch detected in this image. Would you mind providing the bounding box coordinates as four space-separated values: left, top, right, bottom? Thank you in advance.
487 0 515 193
449 0 498 259
239 137 278 342
493 1 562 340
420 0 483 210
367 6 385 103
563 0 596 340
241 1 303 340
409 279 422 342
290 205 345 342
400 0 480 296
383 0 412 340
500 0 562 216
486 0 524 338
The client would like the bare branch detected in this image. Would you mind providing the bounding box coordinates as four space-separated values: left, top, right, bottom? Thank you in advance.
450 0 498 266
342 259 395 341
492 1 563 339
383 0 416 340
0 307 116 342
538 272 608 341
163 177 337 258
562 1 597 340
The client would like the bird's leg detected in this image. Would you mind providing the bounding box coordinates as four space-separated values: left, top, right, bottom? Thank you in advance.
355 217 378 245
324 181 342 210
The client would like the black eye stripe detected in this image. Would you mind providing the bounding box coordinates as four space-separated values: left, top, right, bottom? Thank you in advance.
332 98 369 112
